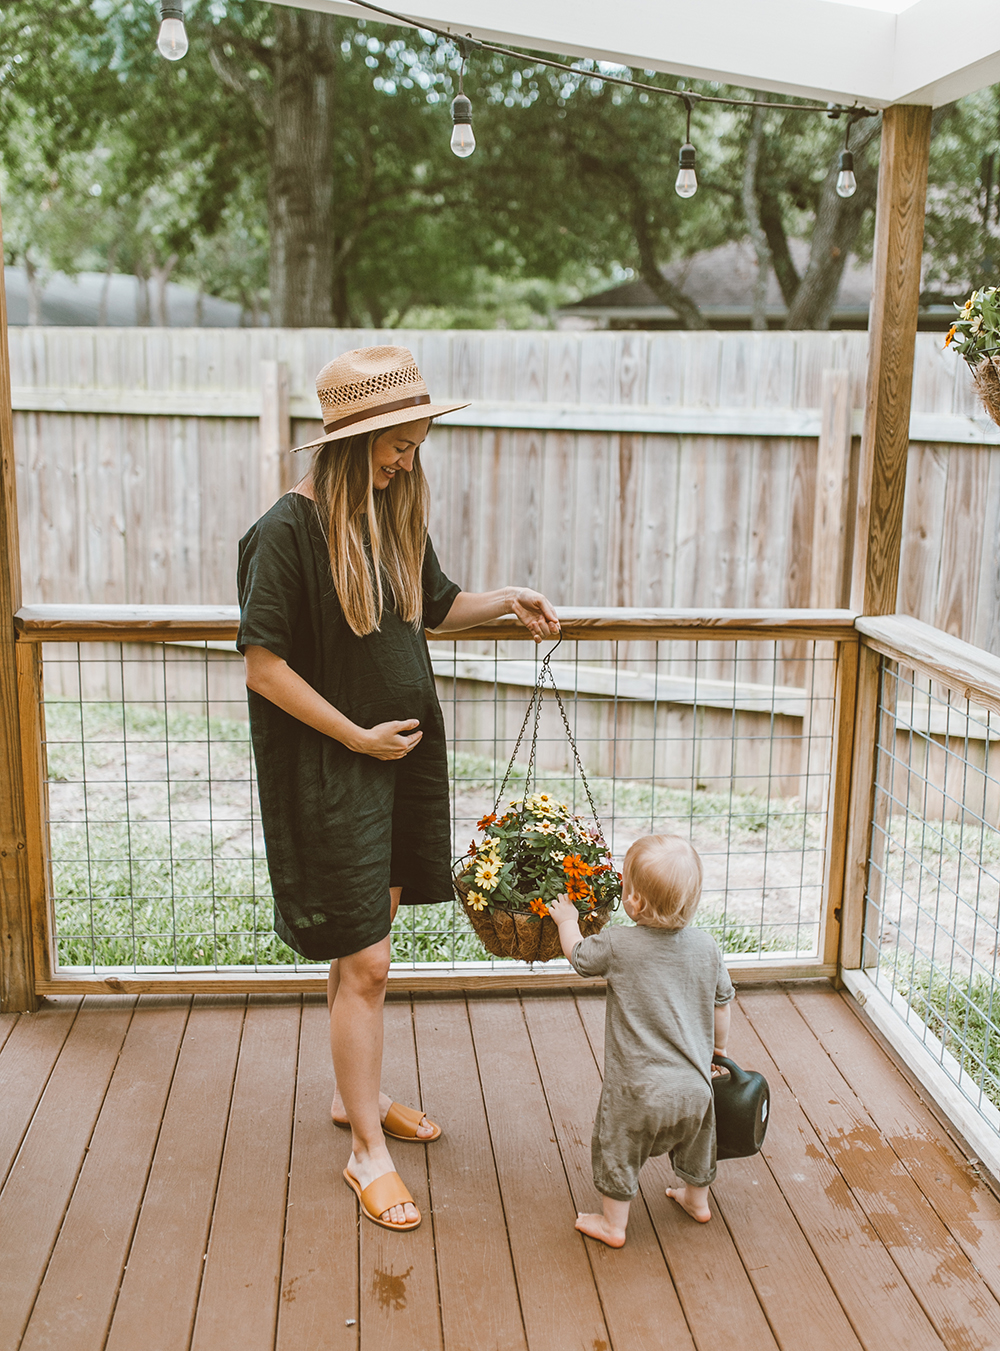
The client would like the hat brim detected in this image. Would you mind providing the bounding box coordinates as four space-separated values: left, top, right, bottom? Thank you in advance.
290 400 471 453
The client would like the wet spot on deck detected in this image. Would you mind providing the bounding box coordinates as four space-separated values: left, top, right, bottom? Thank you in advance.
372 1265 413 1311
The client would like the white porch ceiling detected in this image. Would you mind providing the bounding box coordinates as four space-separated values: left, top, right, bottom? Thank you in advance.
271 0 1000 107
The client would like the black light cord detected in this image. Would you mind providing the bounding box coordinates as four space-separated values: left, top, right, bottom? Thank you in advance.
342 0 880 121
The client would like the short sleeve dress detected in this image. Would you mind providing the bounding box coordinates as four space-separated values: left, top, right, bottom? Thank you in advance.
236 493 461 961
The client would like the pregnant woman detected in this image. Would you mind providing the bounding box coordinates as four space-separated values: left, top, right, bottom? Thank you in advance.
237 346 559 1231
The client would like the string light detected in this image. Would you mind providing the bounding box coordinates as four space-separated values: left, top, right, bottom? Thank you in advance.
157 3 188 60
450 45 476 157
675 96 698 198
154 0 880 195
836 122 858 198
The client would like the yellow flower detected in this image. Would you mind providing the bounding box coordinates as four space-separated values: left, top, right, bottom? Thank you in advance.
466 890 488 911
475 859 501 891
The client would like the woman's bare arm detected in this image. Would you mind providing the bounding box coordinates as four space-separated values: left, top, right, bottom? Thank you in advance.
433 587 560 641
243 645 422 761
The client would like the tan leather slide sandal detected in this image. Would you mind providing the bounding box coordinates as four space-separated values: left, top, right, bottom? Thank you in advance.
383 1101 442 1142
343 1168 421 1230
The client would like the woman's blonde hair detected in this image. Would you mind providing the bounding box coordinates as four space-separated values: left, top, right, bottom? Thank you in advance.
312 428 429 636
623 834 703 930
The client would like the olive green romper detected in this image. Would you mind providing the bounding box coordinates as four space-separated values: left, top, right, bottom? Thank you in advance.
237 493 461 960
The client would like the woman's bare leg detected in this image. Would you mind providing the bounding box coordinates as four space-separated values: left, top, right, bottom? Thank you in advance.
330 933 416 1224
330 888 433 1152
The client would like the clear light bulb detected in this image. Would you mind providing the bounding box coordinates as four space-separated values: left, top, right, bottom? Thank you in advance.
836 149 856 199
450 123 476 158
675 143 698 198
450 94 475 158
157 11 188 61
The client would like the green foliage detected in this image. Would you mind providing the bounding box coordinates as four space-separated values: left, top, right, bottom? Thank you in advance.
944 285 1000 364
882 953 1000 1112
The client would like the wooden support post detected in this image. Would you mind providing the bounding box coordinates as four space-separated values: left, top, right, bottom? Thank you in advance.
0 197 36 1012
810 369 854 611
840 643 883 971
259 359 293 511
840 105 931 982
820 638 859 973
850 104 933 617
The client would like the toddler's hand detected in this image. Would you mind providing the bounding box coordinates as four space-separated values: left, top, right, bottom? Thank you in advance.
548 893 579 925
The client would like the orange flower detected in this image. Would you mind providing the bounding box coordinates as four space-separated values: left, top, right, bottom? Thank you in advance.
469 840 478 857
944 324 957 348
529 898 549 917
478 813 497 831
562 854 585 878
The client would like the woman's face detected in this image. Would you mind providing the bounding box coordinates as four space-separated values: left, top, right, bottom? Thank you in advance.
371 418 430 490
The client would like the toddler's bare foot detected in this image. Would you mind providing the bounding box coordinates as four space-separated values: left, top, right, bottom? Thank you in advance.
666 1185 711 1223
575 1212 627 1248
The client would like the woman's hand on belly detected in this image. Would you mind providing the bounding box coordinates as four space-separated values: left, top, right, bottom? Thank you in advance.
351 718 423 761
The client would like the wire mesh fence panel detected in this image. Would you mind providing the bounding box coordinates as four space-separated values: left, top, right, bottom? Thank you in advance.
863 654 1000 1122
38 635 841 974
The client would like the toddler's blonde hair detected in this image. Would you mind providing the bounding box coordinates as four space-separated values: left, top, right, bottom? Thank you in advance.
623 834 702 930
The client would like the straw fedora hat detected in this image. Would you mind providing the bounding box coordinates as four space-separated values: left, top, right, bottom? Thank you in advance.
291 345 469 452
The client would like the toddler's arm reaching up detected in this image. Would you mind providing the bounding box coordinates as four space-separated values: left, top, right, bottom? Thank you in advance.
548 893 584 960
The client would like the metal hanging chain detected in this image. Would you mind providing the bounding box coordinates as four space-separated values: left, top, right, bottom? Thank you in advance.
491 638 610 853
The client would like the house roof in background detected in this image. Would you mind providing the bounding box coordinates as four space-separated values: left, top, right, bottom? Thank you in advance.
279 0 1000 108
559 239 954 325
3 268 247 327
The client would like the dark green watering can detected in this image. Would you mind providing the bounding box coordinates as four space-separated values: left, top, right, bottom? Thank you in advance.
712 1054 770 1160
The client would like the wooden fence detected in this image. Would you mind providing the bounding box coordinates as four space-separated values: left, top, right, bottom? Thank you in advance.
9 328 1000 655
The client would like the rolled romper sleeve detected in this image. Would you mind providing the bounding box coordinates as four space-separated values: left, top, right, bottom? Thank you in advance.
422 536 461 630
570 929 615 978
715 946 736 1005
236 514 304 660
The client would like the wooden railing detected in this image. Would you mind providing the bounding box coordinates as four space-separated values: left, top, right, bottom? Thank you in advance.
11 605 860 998
839 614 1000 1172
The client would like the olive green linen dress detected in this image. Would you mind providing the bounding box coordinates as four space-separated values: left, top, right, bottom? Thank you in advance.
237 493 461 960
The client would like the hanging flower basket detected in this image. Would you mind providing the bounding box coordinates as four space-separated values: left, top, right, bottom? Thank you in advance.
453 643 621 963
945 289 1000 426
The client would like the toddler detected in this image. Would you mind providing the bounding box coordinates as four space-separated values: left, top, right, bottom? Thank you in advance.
549 833 734 1248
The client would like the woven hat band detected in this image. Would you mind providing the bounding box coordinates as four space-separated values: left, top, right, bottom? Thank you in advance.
322 393 431 435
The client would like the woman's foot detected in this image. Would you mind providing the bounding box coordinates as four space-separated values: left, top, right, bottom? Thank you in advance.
575 1212 627 1248
332 1090 438 1140
666 1184 712 1223
347 1145 419 1227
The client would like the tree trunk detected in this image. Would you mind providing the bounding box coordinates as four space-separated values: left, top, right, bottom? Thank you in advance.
150 252 178 326
24 253 42 325
742 107 770 331
785 117 882 330
268 9 337 327
633 204 707 330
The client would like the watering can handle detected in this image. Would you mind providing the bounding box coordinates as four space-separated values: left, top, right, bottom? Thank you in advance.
712 1053 750 1085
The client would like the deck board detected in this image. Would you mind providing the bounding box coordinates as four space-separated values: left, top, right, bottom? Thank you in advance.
5 985 1000 1351
742 988 1000 1351
19 995 190 1351
276 995 359 1351
189 996 300 1351
413 999 528 1351
0 995 134 1350
104 995 247 1351
0 996 80 1190
792 988 1000 1309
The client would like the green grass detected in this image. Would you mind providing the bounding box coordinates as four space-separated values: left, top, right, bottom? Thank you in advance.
880 952 1000 1112
45 701 820 969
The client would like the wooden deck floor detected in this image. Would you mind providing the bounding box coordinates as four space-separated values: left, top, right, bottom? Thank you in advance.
4 985 1000 1351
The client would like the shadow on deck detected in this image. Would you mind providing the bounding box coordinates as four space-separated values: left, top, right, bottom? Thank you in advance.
3 985 1000 1351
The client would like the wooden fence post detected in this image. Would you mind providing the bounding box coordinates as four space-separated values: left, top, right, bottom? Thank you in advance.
259 359 292 511
841 104 932 977
810 369 854 611
0 197 36 1012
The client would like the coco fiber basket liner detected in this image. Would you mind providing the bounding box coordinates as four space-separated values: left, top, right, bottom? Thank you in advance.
453 639 621 964
973 355 1000 427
